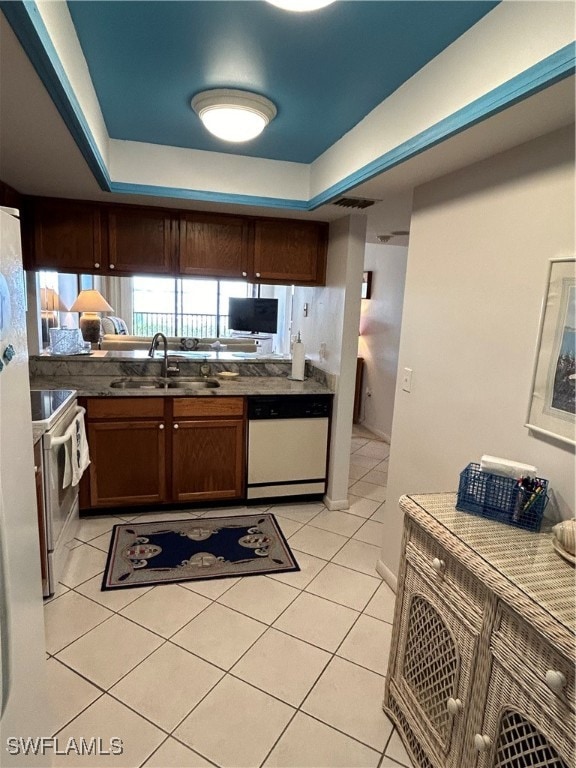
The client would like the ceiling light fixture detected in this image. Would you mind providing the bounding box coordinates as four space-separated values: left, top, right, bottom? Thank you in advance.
191 89 277 143
267 0 335 11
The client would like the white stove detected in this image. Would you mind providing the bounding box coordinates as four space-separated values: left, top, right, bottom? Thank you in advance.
30 388 82 596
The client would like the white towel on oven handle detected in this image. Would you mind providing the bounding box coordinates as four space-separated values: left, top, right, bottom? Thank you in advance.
62 408 90 488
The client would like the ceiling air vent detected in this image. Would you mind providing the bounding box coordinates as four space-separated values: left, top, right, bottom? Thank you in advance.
332 196 379 210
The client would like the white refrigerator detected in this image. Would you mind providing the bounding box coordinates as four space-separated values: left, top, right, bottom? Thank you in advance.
0 207 51 765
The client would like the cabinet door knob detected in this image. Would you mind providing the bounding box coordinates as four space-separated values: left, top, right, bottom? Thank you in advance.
94 262 100 268
109 264 115 269
431 557 445 573
158 424 164 430
474 734 492 752
173 423 179 430
545 669 566 694
255 272 261 278
242 271 247 277
447 697 463 715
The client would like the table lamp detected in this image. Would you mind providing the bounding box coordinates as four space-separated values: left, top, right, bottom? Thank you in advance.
70 289 113 343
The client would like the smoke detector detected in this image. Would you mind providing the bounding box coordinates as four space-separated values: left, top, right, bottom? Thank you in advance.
376 234 392 244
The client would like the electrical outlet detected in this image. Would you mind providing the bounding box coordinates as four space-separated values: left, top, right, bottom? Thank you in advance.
401 368 413 393
366 388 372 398
319 342 327 360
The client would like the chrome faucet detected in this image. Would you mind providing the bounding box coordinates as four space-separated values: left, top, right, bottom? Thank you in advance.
148 332 170 378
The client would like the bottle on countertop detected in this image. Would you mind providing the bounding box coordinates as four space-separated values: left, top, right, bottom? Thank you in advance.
291 331 305 381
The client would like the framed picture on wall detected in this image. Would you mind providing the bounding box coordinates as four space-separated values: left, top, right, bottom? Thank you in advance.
525 257 575 446
361 271 373 300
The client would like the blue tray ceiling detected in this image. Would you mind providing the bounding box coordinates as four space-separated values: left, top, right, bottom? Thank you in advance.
66 1 499 163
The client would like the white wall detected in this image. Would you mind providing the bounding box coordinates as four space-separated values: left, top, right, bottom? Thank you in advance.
359 244 408 441
293 214 367 508
381 125 575 581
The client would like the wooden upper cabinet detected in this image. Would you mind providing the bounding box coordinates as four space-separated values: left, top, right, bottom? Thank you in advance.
179 212 251 278
32 198 102 272
253 219 327 285
25 196 328 286
105 205 176 275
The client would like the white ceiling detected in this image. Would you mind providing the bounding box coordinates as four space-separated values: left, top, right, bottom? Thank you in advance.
0 10 574 248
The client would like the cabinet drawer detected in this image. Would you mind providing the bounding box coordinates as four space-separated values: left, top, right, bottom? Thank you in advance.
173 397 245 418
86 397 165 419
406 521 487 625
493 604 575 712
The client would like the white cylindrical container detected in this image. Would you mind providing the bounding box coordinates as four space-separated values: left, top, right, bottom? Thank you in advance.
291 337 305 381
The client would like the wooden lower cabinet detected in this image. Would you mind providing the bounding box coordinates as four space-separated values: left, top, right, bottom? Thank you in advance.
172 419 244 502
171 396 245 503
81 396 245 509
87 420 167 507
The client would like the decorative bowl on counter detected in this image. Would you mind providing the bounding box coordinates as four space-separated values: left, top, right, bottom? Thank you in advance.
218 371 239 379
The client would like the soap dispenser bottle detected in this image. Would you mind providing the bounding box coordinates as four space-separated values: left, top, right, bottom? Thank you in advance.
291 331 305 381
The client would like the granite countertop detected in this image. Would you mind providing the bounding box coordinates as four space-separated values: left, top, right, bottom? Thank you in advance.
29 352 334 401
29 375 333 398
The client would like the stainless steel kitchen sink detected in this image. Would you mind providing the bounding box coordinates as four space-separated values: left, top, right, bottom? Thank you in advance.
110 377 166 389
109 377 220 390
166 378 220 389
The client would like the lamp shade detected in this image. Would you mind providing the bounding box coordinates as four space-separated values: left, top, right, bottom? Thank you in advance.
69 290 113 313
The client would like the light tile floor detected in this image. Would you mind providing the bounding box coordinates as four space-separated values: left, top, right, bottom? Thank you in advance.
44 426 414 768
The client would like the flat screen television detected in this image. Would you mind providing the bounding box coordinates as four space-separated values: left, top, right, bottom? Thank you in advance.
228 297 278 334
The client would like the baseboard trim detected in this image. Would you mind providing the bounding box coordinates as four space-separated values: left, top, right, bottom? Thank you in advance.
358 422 391 444
376 558 398 593
323 495 350 511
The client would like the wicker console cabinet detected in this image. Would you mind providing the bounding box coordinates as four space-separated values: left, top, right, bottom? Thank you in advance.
384 493 575 768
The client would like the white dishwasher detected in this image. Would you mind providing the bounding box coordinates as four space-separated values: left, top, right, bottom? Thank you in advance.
247 395 332 501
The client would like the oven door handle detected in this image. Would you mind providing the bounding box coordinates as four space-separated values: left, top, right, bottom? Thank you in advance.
46 406 86 447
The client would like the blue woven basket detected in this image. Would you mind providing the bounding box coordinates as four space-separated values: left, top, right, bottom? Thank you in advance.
456 463 548 532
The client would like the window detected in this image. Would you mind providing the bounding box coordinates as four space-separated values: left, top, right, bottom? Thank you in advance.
132 277 249 337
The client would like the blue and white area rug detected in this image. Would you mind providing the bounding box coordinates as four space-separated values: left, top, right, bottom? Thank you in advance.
102 513 299 590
